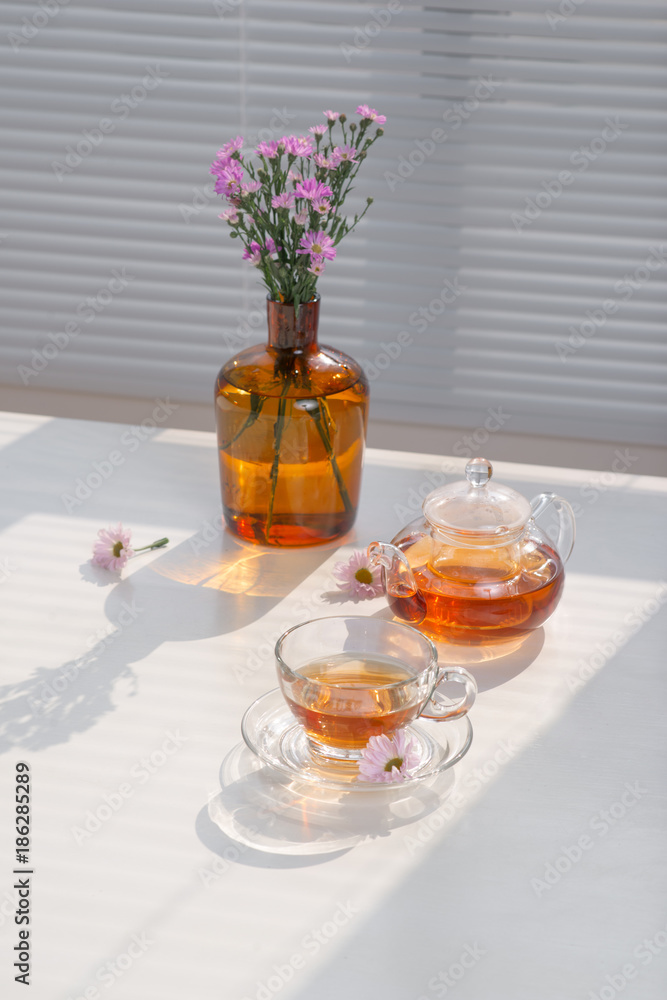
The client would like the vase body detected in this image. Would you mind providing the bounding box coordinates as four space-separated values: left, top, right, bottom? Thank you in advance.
215 296 369 546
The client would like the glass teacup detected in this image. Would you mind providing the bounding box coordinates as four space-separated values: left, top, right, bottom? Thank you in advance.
275 616 477 760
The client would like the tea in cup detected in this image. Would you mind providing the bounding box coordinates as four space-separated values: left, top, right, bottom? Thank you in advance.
275 616 476 760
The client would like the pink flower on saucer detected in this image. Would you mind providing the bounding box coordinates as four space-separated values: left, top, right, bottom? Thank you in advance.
358 730 420 783
332 550 384 599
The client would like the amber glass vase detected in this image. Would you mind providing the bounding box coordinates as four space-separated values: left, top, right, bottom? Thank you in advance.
215 296 369 546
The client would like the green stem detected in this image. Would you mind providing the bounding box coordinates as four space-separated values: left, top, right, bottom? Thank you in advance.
307 399 354 513
265 393 290 538
220 393 265 449
134 538 169 552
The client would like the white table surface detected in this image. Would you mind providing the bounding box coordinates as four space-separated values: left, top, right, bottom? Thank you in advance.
0 410 666 1000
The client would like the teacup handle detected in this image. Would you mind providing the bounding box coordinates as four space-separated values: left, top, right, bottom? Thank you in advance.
420 666 477 722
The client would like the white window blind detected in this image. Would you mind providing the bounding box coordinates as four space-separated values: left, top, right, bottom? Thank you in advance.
1 0 665 445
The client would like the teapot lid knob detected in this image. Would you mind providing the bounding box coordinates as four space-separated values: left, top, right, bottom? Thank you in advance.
465 457 493 488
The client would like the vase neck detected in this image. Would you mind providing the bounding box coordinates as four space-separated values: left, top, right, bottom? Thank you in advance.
267 297 319 351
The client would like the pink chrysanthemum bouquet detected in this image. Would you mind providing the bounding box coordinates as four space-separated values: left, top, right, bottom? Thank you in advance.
210 106 386 313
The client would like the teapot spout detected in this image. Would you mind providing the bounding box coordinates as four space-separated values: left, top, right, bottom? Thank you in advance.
367 541 427 625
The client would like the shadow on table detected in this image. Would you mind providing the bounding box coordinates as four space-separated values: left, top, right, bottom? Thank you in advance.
198 741 458 866
0 529 339 753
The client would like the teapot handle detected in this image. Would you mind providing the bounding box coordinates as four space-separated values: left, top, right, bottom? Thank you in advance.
529 492 576 564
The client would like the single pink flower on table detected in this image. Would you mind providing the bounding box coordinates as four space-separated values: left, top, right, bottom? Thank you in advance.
309 124 328 135
356 105 387 125
358 731 420 783
296 230 337 262
332 549 384 599
323 110 340 121
308 261 326 276
92 523 134 571
271 192 295 209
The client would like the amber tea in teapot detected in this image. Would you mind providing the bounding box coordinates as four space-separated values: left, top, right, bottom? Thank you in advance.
369 458 575 645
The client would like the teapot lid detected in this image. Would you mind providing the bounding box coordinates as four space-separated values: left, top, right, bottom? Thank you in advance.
423 458 531 538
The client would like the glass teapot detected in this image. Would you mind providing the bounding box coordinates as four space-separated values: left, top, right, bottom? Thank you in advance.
368 458 576 644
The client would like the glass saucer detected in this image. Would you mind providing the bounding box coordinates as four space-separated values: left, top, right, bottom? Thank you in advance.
207 742 458 855
241 688 473 792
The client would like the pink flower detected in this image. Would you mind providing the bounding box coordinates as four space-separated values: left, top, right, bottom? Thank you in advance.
281 135 314 157
295 178 333 201
332 549 383 598
242 240 263 265
331 145 358 165
308 261 326 276
216 136 244 157
296 230 337 261
356 105 386 125
309 124 328 135
294 208 309 226
271 192 295 209
265 236 282 255
288 169 302 182
212 159 244 198
241 180 262 194
219 207 239 224
323 110 340 121
255 140 280 158
92 523 134 571
314 153 334 169
312 198 331 215
358 731 420 783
